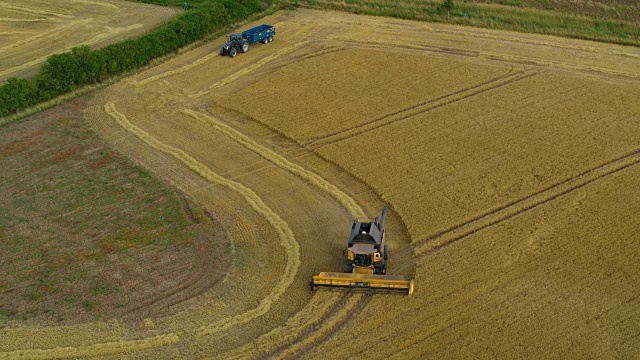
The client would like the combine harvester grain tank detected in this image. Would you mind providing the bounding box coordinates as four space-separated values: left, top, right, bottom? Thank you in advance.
310 207 414 295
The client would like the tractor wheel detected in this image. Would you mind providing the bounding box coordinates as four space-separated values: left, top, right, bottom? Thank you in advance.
268 36 273 42
383 244 389 261
262 37 268 44
220 47 226 56
241 41 249 53
229 48 237 58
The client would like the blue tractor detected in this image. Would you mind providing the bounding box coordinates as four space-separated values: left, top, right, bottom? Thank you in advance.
220 24 276 58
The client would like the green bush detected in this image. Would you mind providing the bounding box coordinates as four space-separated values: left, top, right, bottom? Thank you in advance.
0 78 41 115
0 0 271 118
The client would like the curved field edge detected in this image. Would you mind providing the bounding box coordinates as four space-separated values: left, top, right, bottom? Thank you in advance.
102 102 301 337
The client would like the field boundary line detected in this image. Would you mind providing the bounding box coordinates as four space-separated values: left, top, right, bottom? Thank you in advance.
182 109 365 218
308 69 537 148
103 102 301 337
0 333 179 360
414 147 640 258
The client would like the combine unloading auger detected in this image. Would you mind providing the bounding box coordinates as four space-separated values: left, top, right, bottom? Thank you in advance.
310 207 414 295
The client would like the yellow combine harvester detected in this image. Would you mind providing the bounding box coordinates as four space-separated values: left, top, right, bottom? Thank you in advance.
310 207 414 295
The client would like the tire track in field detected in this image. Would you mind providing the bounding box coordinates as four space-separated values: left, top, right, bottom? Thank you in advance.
270 45 347 70
335 38 481 59
431 28 640 61
131 24 317 89
226 45 350 94
337 37 640 80
0 3 74 19
0 333 179 359
182 109 365 218
215 293 346 359
0 56 56 79
481 51 640 80
180 110 377 356
103 103 301 337
188 38 315 99
0 22 141 79
119 219 231 320
308 69 537 148
0 23 76 53
0 17 60 22
73 0 120 9
278 295 371 359
413 147 640 258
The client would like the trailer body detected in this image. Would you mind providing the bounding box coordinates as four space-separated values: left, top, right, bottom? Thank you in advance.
242 24 276 44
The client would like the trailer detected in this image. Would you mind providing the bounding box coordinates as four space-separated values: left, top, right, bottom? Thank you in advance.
242 24 276 44
220 24 276 58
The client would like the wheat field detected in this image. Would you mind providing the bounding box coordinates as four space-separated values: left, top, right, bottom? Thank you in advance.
0 0 178 82
1 8 639 358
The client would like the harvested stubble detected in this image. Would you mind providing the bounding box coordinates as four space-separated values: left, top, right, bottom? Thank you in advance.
0 0 178 82
103 102 302 338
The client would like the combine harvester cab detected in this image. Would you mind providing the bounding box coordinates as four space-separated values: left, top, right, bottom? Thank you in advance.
310 207 414 295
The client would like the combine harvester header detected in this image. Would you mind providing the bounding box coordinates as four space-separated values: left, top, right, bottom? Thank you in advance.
310 207 414 295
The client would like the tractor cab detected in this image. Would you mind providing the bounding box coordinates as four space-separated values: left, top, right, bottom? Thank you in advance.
229 32 243 42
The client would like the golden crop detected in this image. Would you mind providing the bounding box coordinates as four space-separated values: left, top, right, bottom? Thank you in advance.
3 8 639 359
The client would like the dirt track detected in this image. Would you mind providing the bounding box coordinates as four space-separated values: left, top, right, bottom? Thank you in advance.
2 9 639 359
